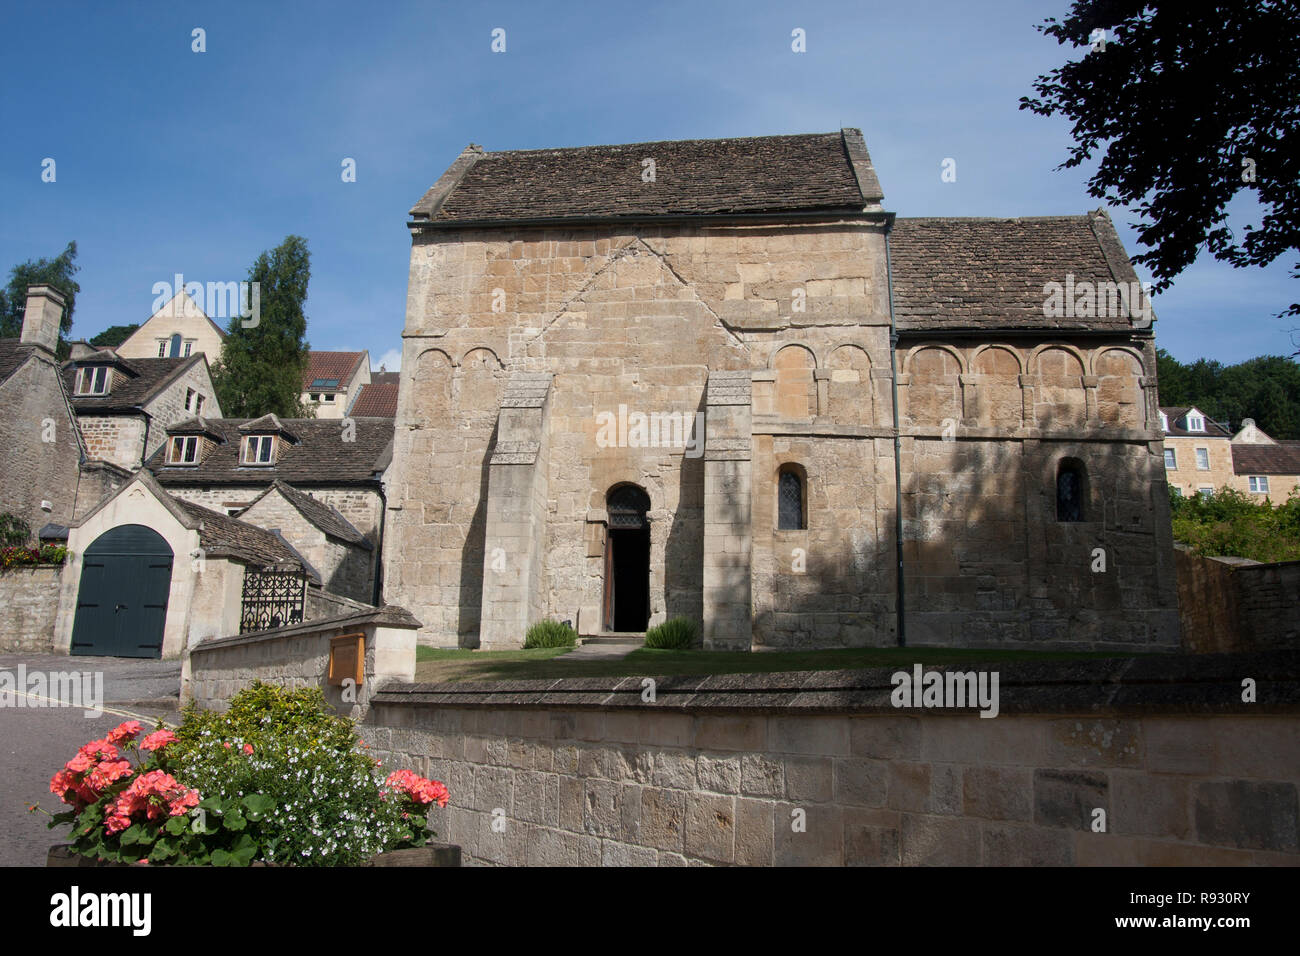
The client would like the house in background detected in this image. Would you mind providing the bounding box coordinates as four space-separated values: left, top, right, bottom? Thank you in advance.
302 350 370 418
1230 418 1300 500
61 345 221 472
146 414 394 603
1159 406 1233 498
0 286 86 533
350 369 399 417
115 289 228 361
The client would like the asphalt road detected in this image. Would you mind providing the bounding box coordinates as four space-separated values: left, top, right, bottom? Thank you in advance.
0 653 181 867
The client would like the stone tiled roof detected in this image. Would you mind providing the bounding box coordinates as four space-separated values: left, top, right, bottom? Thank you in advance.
350 381 398 417
370 371 400 387
1233 442 1300 476
251 480 372 548
148 416 393 486
891 210 1148 332
60 355 202 413
0 339 34 386
411 130 881 224
1160 407 1232 439
172 497 309 568
303 351 366 390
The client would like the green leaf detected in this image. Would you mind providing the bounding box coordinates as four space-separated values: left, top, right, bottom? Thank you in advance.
222 809 247 832
211 848 232 867
164 815 188 836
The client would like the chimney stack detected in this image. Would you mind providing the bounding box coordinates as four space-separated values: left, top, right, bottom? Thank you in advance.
20 285 65 356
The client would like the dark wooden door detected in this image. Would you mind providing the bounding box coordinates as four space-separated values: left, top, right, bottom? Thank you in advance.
70 525 172 658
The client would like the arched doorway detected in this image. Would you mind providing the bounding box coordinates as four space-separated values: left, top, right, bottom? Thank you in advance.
70 525 173 658
603 485 650 632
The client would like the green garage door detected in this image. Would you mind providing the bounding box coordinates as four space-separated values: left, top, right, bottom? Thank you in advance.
70 524 173 658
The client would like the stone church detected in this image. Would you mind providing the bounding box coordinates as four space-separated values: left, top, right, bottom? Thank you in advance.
382 129 1179 652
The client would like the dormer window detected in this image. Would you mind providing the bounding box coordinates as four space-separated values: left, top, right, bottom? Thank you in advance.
168 435 199 465
76 366 110 396
1159 411 1169 432
243 435 275 465
1187 412 1205 432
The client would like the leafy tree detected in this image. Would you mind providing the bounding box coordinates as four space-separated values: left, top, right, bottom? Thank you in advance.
211 236 313 418
0 242 81 348
88 324 139 348
1157 349 1300 437
1021 2 1300 317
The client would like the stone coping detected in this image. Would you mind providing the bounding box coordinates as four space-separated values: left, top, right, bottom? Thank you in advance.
191 605 422 654
370 651 1300 716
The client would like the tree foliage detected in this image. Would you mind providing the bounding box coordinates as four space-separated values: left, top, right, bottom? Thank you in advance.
1021 1 1300 317
1157 348 1300 438
211 236 312 418
0 242 81 346
1170 485 1300 562
88 324 139 348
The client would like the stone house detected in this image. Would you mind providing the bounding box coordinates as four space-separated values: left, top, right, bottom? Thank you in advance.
54 470 315 659
147 414 394 603
0 286 85 534
1160 406 1234 498
1230 419 1300 500
351 370 400 417
383 129 1179 652
62 344 222 472
302 350 370 418
115 289 228 361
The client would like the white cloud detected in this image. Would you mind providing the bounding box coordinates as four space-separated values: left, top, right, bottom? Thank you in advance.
374 348 401 372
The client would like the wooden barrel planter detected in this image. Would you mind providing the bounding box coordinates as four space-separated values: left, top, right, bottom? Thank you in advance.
48 843 461 867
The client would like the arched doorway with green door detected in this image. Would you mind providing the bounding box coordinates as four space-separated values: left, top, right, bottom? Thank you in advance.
70 524 173 658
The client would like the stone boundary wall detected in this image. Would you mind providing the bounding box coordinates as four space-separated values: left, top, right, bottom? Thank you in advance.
187 605 420 716
362 653 1300 866
0 565 64 653
1176 545 1300 653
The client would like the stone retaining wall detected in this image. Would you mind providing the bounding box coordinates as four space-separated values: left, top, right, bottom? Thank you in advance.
1176 545 1300 652
362 653 1300 866
0 565 64 653
186 605 421 716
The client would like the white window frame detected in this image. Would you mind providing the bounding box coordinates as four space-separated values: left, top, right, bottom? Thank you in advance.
1187 412 1205 432
183 340 193 357
1159 411 1169 432
243 435 275 465
168 435 198 465
1249 476 1270 493
1198 486 1214 497
1164 448 1177 469
1195 447 1210 470
1171 486 1183 497
76 366 109 396
157 341 167 357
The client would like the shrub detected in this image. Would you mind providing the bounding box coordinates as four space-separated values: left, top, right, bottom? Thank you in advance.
0 512 30 547
1170 485 1300 562
524 619 577 648
37 684 448 866
0 543 67 570
644 616 698 649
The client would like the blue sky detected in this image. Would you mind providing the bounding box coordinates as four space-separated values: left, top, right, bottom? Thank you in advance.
2 0 1295 369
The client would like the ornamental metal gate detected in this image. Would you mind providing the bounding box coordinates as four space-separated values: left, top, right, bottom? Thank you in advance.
239 567 306 633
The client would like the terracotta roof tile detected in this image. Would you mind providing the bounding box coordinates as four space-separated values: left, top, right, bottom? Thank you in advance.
350 382 398 417
303 351 366 390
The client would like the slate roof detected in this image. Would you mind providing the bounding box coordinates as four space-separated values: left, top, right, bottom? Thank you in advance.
148 416 393 487
350 381 398 417
248 480 372 548
1233 442 1300 476
1160 407 1232 439
172 497 311 569
303 351 366 390
890 211 1149 332
60 355 203 413
370 371 400 387
0 340 34 386
410 130 883 224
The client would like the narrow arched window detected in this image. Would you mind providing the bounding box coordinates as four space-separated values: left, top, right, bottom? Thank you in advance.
778 467 806 530
1057 459 1085 522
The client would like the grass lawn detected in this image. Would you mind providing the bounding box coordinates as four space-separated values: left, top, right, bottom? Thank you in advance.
413 644 1142 684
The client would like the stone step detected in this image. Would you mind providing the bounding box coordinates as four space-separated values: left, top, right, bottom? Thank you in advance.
581 633 645 646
